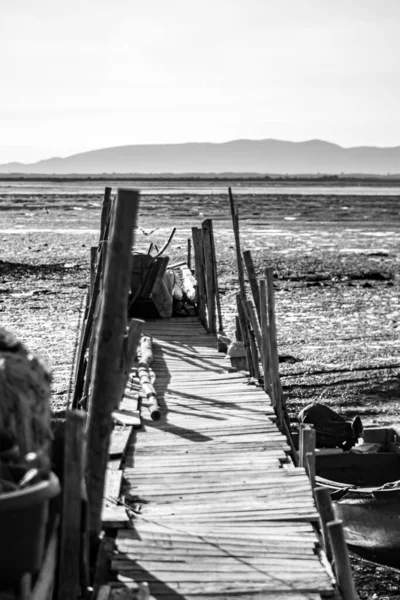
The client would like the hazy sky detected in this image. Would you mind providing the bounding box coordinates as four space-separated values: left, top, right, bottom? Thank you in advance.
1 0 399 163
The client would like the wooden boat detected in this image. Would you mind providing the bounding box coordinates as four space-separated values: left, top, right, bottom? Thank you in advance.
313 426 400 567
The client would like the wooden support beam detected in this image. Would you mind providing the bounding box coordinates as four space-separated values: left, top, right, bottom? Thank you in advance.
192 227 207 328
99 186 112 243
209 220 223 332
236 294 252 376
187 238 192 271
202 219 217 333
58 411 86 600
243 251 260 321
90 246 98 303
314 487 335 563
245 299 264 364
86 188 139 538
265 267 283 428
327 520 360 600
259 279 271 396
72 240 107 410
228 188 246 300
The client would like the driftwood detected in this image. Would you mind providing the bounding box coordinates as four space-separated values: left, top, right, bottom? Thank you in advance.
138 336 161 421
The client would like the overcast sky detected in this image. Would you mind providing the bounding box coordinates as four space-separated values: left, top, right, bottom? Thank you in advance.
1 0 399 163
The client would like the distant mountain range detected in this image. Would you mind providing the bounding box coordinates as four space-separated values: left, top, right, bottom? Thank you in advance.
1 139 400 175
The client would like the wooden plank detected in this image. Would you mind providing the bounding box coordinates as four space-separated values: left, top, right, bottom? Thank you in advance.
112 409 141 427
109 428 132 459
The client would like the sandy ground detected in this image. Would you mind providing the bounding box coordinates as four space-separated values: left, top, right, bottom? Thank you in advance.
0 188 400 597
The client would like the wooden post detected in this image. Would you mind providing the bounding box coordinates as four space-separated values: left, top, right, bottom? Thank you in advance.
259 279 271 395
298 423 305 467
314 487 335 563
236 294 253 376
265 267 283 428
235 316 242 342
72 240 107 410
202 219 217 334
327 520 360 600
301 425 316 473
306 451 316 491
86 189 139 537
245 299 264 363
242 300 260 379
90 246 98 303
58 411 86 600
192 227 207 328
99 187 112 243
243 251 260 321
209 220 223 332
187 238 191 271
228 188 246 300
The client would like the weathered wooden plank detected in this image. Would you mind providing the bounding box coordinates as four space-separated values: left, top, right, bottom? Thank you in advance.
109 428 132 458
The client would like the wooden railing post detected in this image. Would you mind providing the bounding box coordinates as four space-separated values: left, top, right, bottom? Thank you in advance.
202 219 217 334
58 411 86 600
86 188 139 537
314 486 335 563
328 520 360 600
192 227 207 328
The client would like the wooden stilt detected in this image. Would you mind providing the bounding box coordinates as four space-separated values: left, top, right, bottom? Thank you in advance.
259 279 271 395
327 519 360 600
86 189 139 537
228 188 246 300
236 294 252 376
192 227 207 328
265 267 283 428
314 487 335 563
202 219 217 334
243 251 260 321
99 186 112 243
58 411 86 600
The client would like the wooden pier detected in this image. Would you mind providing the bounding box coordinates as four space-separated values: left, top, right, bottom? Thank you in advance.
98 317 338 600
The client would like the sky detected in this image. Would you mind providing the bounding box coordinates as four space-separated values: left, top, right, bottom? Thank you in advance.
1 0 399 163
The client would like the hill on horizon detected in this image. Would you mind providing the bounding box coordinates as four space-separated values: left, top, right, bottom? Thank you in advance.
1 138 400 175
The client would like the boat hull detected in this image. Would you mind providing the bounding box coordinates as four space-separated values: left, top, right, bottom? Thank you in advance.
318 478 400 567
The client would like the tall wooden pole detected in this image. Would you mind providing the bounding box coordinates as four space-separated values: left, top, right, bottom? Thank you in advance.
99 187 112 243
328 520 360 600
192 227 207 328
202 219 217 334
86 189 139 537
243 251 260 321
228 188 246 300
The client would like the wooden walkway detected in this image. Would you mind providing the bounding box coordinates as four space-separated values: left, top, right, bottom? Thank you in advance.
101 317 338 600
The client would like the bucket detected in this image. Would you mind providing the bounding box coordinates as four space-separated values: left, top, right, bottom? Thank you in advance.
0 472 60 589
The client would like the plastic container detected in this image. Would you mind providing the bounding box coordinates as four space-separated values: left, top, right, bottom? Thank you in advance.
0 472 60 589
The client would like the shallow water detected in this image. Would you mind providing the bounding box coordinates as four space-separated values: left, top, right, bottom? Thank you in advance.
1 180 400 196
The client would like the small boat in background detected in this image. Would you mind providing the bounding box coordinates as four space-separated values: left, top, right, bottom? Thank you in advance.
296 403 400 567
315 426 400 567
